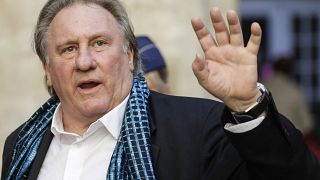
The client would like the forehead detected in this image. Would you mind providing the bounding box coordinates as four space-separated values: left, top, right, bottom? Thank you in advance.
48 3 121 40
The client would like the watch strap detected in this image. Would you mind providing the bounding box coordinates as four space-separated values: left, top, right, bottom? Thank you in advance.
231 83 270 124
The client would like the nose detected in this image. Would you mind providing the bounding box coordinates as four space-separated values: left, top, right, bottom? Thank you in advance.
75 46 97 71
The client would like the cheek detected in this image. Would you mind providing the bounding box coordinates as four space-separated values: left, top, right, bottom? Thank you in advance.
98 53 131 73
49 63 74 87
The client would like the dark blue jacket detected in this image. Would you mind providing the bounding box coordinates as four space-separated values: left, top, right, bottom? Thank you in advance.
2 91 319 180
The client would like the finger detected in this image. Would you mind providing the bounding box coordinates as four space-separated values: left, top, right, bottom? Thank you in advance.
210 7 230 46
192 53 209 83
191 17 217 52
246 22 262 55
227 10 244 46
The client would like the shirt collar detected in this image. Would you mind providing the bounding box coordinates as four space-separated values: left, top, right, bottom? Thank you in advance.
100 94 129 139
51 94 130 140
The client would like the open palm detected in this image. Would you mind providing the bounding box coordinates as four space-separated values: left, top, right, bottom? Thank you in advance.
191 8 262 112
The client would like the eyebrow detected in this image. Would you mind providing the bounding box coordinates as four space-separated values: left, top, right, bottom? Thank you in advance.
55 32 112 50
89 33 113 42
55 39 78 52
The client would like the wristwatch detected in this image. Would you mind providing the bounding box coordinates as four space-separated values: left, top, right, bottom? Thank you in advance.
231 83 270 124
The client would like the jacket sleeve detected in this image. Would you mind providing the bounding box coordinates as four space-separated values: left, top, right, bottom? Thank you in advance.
220 93 320 179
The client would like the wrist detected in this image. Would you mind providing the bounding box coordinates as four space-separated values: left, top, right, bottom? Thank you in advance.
228 89 262 113
230 83 270 123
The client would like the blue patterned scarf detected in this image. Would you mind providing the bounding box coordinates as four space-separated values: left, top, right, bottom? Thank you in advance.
6 74 156 180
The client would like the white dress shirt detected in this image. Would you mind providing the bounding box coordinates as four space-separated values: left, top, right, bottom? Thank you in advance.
37 93 263 180
37 95 129 180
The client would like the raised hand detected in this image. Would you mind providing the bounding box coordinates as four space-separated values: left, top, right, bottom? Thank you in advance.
191 7 262 112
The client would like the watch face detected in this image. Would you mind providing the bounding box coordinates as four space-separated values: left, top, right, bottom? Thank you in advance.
257 82 267 93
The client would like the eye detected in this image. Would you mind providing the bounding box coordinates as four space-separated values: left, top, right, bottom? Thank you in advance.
62 46 77 54
92 39 108 52
94 40 106 47
60 45 78 58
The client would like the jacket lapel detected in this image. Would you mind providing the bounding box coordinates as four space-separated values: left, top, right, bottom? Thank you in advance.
28 128 53 180
149 92 160 174
150 112 160 168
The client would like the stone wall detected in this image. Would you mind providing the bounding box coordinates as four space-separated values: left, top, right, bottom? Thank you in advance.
0 0 50 172
0 0 236 171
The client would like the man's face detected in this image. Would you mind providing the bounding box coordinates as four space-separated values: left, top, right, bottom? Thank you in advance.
45 3 134 122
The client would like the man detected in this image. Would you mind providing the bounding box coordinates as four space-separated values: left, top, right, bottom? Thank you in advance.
136 35 170 94
2 0 319 179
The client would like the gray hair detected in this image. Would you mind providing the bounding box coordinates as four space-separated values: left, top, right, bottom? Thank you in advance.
33 0 141 95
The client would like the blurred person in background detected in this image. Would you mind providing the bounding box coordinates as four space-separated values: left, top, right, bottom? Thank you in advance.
136 35 170 94
263 55 314 135
263 55 320 160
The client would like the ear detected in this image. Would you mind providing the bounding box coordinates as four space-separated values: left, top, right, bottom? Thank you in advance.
43 63 52 86
127 48 134 72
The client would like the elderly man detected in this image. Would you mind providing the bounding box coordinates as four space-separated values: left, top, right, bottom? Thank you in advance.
2 0 319 179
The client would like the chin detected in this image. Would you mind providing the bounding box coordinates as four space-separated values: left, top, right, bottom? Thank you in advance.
80 98 110 118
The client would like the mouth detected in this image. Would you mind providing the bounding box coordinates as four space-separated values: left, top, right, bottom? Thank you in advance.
79 82 100 89
77 80 101 92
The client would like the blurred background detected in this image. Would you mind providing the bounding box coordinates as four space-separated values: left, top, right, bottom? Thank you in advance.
1 0 319 171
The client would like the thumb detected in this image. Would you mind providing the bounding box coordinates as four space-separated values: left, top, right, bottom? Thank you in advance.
192 53 208 83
